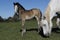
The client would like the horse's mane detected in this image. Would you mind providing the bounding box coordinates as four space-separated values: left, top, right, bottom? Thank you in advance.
15 2 25 10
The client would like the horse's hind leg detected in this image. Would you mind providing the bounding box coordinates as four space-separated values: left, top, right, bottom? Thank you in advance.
35 16 41 33
21 19 26 36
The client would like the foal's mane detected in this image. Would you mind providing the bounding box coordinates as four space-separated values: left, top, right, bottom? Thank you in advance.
16 2 25 11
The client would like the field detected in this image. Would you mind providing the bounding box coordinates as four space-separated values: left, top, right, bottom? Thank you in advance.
0 19 60 40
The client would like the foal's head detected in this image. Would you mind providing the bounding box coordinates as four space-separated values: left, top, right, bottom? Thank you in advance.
13 2 25 14
13 2 19 14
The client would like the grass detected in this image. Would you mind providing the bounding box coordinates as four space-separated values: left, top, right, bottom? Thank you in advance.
0 19 60 40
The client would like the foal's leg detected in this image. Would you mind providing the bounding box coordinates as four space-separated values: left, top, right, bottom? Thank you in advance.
35 16 40 33
21 19 26 36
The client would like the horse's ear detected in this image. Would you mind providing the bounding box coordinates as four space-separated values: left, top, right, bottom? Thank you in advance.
43 16 46 20
56 12 57 14
56 12 59 15
13 2 15 5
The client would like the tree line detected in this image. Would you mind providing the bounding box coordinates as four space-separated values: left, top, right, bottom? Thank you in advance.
0 13 36 22
0 13 19 22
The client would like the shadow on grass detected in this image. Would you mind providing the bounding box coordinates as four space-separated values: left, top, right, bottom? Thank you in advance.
40 27 60 38
52 27 60 33
20 27 60 38
20 28 38 32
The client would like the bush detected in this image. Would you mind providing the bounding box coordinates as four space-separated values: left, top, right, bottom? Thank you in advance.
0 16 4 22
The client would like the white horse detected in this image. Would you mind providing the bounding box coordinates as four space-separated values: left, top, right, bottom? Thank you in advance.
41 0 60 36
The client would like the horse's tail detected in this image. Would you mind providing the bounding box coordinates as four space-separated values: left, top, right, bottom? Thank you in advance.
39 9 42 21
31 8 42 20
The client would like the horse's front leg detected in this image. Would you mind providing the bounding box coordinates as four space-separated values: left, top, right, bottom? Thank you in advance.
35 16 41 33
56 18 60 28
37 19 41 33
21 19 26 36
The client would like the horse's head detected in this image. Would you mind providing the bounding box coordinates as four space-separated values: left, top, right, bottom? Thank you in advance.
13 2 20 14
41 16 50 37
13 2 25 14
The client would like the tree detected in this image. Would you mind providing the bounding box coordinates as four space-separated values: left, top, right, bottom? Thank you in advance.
0 16 4 22
6 17 13 22
13 13 19 22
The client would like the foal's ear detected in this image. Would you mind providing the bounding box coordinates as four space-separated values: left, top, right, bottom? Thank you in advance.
13 2 15 5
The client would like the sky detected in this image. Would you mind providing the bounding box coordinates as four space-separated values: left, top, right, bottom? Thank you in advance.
0 0 50 18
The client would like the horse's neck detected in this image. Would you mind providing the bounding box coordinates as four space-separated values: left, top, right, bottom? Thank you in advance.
19 8 25 13
50 0 60 19
44 0 60 21
18 5 25 12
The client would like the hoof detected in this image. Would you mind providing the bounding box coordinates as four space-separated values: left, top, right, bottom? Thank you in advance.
21 29 26 37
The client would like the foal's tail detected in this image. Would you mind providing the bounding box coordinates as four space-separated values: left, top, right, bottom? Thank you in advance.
31 8 42 20
39 9 42 21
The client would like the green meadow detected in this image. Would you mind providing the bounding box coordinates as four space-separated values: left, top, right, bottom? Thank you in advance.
0 19 60 40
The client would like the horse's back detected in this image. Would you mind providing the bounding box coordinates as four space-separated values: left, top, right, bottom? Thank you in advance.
31 8 42 18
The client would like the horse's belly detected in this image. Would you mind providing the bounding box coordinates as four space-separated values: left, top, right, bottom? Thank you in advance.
25 15 34 20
